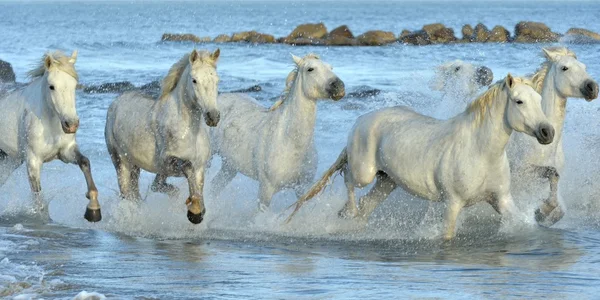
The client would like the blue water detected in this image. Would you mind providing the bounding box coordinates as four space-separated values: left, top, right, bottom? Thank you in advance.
1 1 600 299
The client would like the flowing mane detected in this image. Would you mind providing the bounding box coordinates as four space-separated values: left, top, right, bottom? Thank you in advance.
269 53 320 111
530 47 577 93
467 76 532 125
27 51 78 81
160 50 215 100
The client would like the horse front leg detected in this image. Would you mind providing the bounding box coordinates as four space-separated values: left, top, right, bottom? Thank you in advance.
60 145 102 222
258 182 276 213
533 166 564 227
443 196 464 241
167 157 205 224
25 155 48 220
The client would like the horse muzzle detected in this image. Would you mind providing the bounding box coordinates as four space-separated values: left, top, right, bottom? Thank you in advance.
61 119 79 134
535 123 555 145
204 110 220 127
327 78 345 101
476 66 494 87
581 79 599 102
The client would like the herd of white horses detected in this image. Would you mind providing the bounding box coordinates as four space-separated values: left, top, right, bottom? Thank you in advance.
0 46 597 240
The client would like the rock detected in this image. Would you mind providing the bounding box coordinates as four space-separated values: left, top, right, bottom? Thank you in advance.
231 31 275 43
0 59 16 83
400 30 411 39
561 28 600 44
400 30 430 45
161 33 202 43
348 88 381 98
473 23 490 42
514 21 559 43
428 27 456 44
286 23 328 41
329 25 354 39
357 30 397 46
213 34 231 43
462 25 474 41
488 25 510 43
286 38 326 46
325 36 357 46
83 81 136 94
230 85 262 93
199 36 211 43
422 23 446 37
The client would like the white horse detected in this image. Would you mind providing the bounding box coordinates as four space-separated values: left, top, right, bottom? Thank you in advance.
509 47 598 226
0 51 102 222
429 60 494 119
105 49 220 224
288 75 555 240
208 53 345 212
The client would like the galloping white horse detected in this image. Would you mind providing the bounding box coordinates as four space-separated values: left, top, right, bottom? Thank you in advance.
0 51 102 222
288 75 555 240
208 53 345 212
430 60 494 118
509 47 598 226
105 49 220 224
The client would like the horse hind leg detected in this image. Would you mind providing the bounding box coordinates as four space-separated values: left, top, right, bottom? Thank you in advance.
338 166 359 219
108 147 141 202
357 171 397 221
151 174 179 197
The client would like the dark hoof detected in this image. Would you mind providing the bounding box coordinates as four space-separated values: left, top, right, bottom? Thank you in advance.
84 208 102 223
187 210 204 224
535 207 564 227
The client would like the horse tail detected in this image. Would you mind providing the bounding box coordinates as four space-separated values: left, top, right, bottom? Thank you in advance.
285 147 348 224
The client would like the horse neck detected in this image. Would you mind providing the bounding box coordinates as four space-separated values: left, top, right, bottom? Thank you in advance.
540 70 567 144
171 66 199 123
24 75 56 120
466 90 512 159
275 76 318 145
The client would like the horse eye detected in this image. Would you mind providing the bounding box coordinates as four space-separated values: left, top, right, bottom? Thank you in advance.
562 66 569 71
455 66 461 72
516 100 523 105
192 79 197 84
49 85 55 90
307 67 314 72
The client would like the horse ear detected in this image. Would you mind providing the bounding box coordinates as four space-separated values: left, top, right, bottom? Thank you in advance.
189 49 199 63
44 54 54 70
290 53 302 66
505 73 515 89
211 48 220 63
542 48 560 62
69 50 78 64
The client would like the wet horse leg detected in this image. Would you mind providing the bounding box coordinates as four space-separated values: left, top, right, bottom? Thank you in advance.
357 172 397 221
151 174 179 196
443 196 464 241
108 146 140 201
0 149 22 186
258 182 276 212
338 166 359 219
209 162 236 198
25 155 48 220
60 145 102 222
533 166 564 226
166 156 205 224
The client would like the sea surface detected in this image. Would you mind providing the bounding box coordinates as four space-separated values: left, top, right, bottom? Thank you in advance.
1 1 600 299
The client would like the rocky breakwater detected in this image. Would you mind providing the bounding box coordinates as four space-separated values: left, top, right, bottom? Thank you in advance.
160 21 600 46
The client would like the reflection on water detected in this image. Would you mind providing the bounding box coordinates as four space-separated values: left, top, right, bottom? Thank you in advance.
1 218 597 299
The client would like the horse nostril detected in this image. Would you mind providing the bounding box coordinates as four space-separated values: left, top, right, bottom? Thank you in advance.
541 128 549 138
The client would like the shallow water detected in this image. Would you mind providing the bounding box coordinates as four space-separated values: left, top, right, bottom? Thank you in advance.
1 0 600 299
